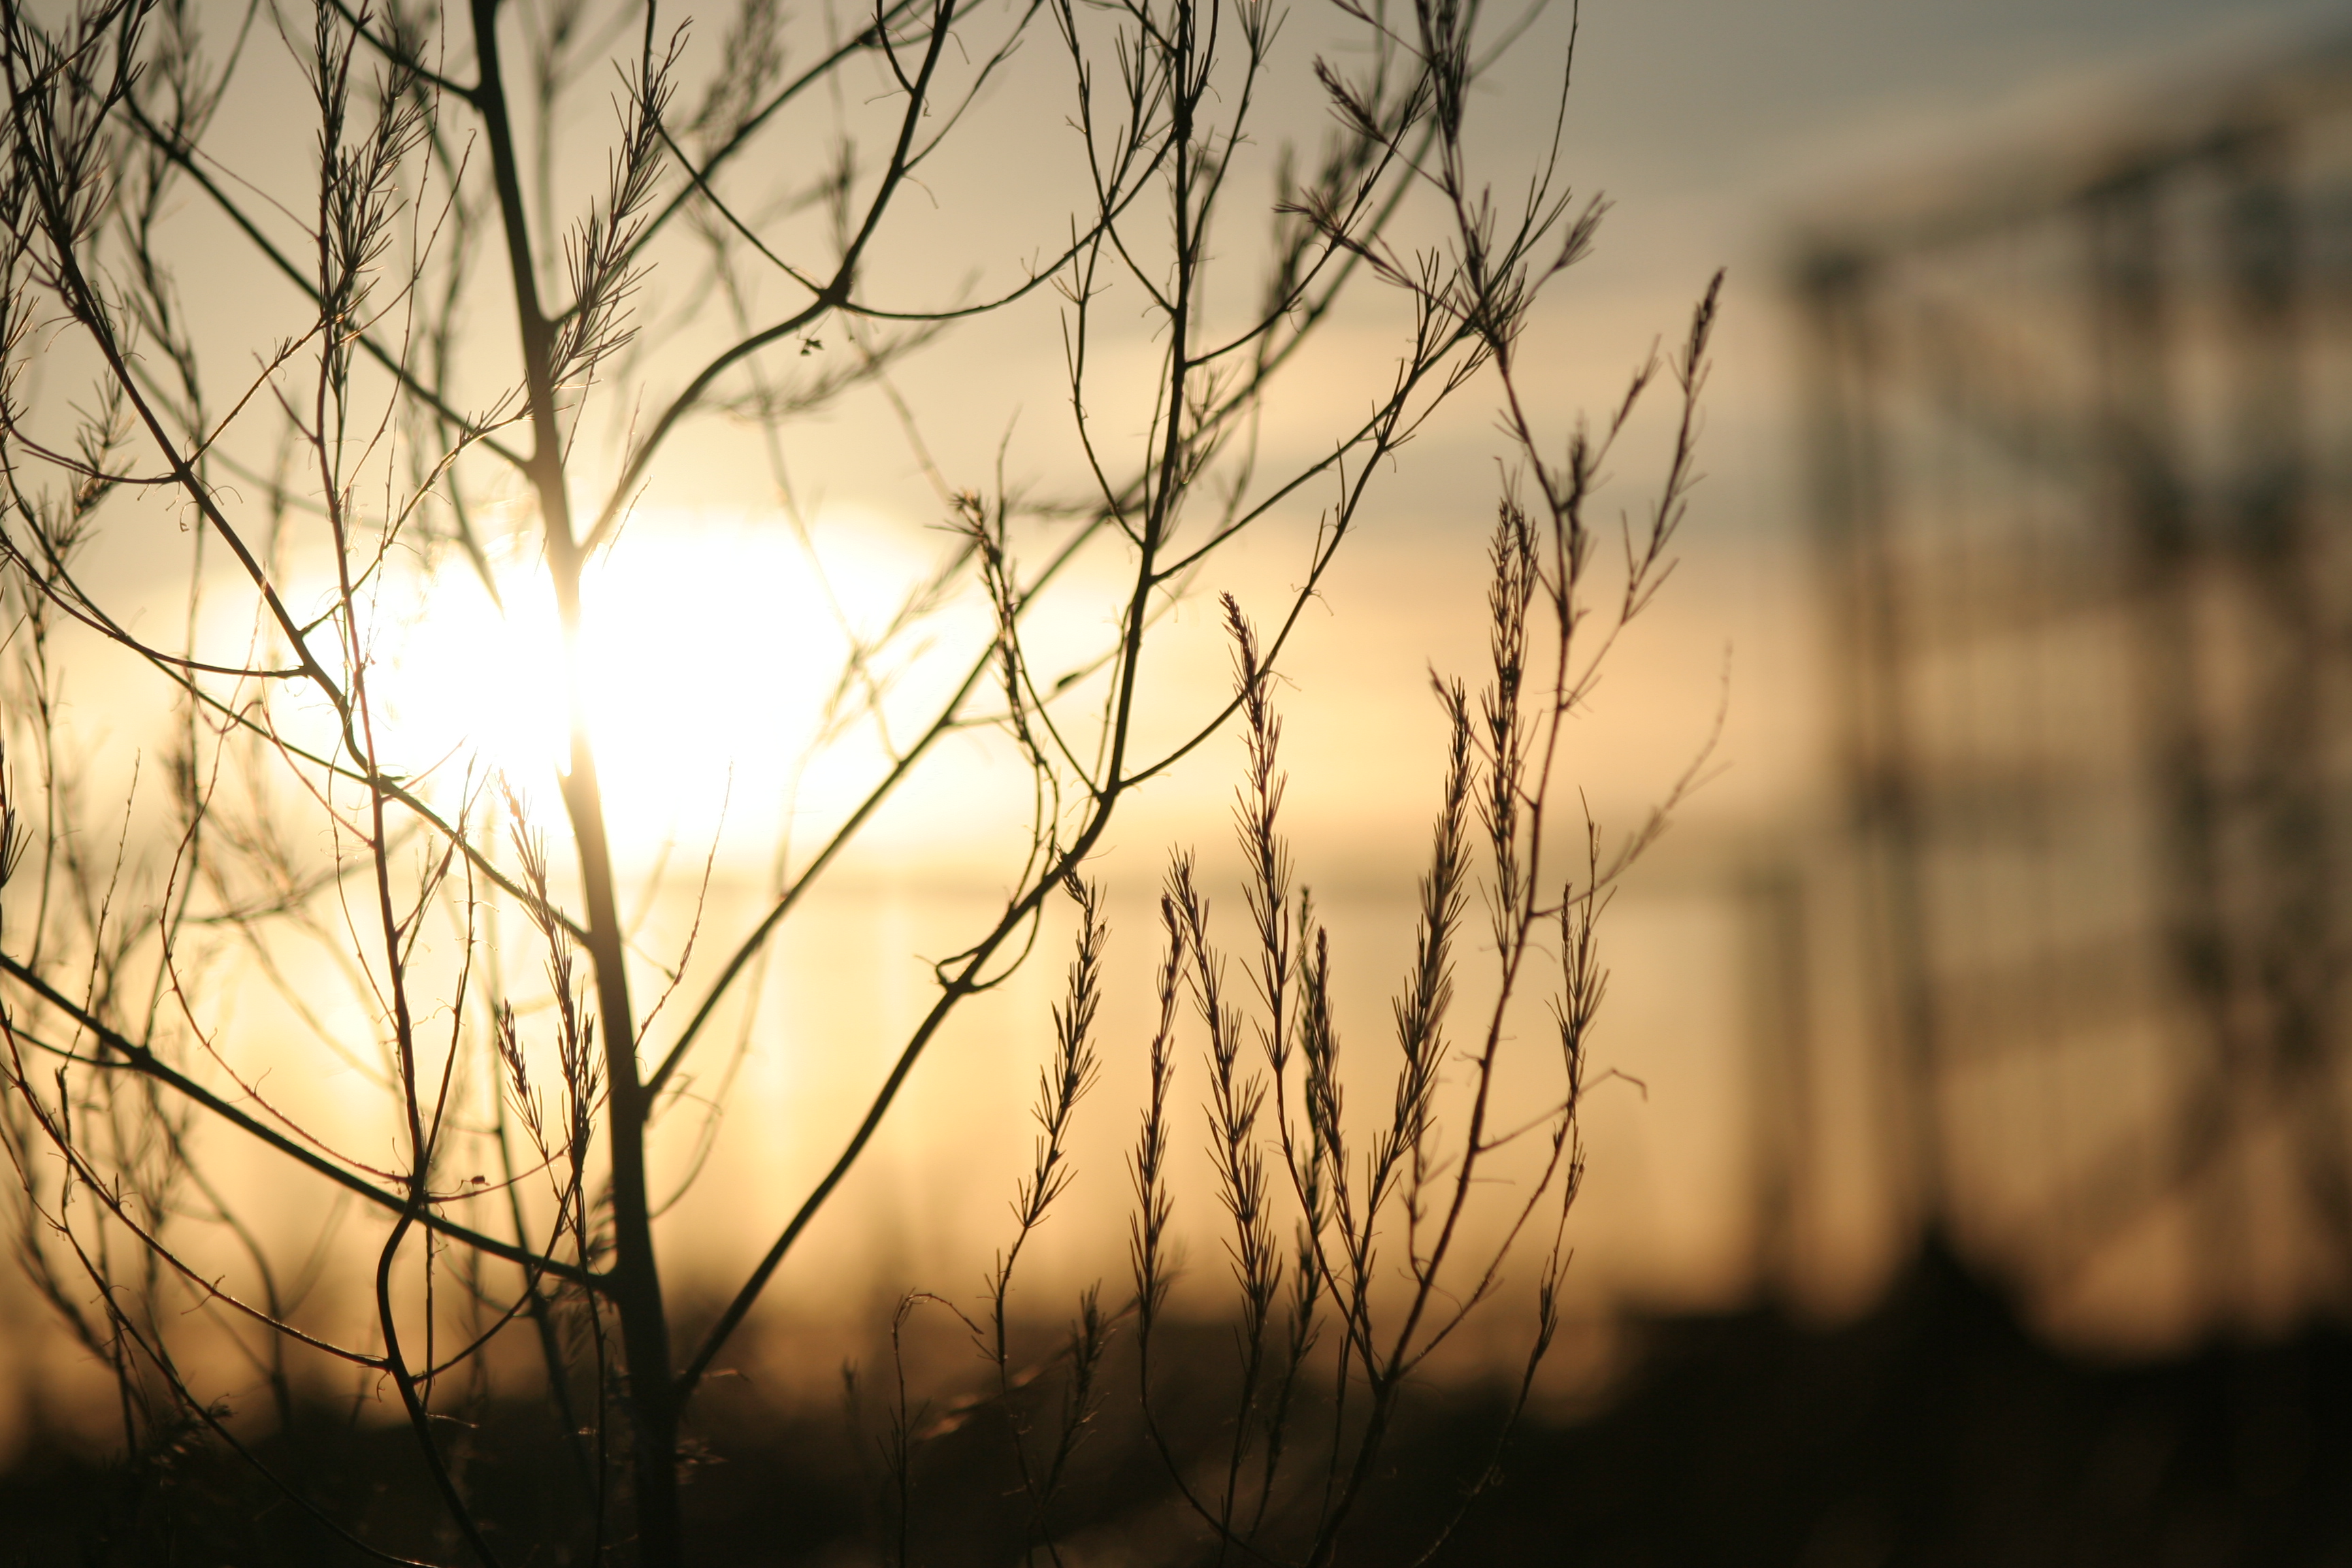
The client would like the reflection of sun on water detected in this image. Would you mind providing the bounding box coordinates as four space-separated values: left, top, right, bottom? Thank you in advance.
376 508 924 859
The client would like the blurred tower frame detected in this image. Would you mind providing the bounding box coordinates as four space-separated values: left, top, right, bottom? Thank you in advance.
1796 35 2352 1332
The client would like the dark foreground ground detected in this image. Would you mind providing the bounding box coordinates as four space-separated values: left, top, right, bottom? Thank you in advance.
3 1245 2348 1565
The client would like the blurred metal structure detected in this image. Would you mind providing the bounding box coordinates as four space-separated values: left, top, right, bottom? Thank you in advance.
1797 33 2352 1332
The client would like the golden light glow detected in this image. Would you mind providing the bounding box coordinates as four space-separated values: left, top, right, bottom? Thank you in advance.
376 508 926 860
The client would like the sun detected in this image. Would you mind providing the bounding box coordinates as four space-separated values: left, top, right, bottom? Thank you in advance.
377 506 928 864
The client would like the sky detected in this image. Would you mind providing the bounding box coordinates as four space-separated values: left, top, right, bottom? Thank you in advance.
1471 0 2352 825
1341 0 2352 1326
1497 0 2352 416
1556 0 2347 206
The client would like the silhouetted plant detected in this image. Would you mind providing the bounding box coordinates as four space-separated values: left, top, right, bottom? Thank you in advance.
0 0 1716 1561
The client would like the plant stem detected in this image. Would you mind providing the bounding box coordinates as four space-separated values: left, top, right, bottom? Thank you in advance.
469 0 679 1559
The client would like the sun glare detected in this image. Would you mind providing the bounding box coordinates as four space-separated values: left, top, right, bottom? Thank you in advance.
378 508 926 862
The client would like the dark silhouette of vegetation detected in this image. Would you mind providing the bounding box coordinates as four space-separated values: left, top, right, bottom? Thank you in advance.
0 0 1717 1559
7 1244 2349 1565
